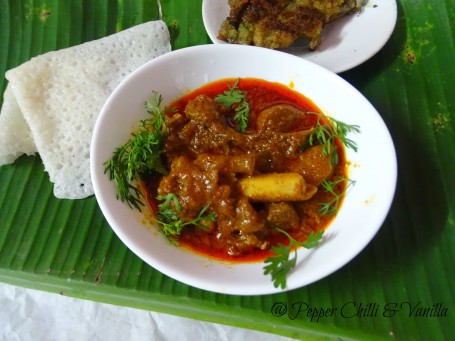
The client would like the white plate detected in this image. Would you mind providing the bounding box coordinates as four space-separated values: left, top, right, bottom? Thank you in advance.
202 0 397 73
91 44 397 295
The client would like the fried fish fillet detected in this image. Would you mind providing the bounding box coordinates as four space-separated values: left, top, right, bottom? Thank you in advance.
218 0 361 50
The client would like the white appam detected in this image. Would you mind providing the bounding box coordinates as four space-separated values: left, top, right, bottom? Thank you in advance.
1 20 171 199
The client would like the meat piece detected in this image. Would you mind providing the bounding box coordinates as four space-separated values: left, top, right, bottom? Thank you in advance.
194 154 255 176
241 128 313 172
178 95 233 154
234 197 266 233
225 230 268 256
184 94 221 122
218 0 360 50
285 145 334 186
266 202 300 230
256 104 304 132
163 112 189 157
157 155 214 221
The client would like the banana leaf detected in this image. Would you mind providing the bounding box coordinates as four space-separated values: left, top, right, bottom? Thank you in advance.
0 1 454 340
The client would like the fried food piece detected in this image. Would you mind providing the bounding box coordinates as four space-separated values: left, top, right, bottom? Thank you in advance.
218 0 360 50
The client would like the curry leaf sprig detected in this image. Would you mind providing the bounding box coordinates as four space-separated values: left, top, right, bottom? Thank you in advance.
156 193 217 243
215 79 250 132
263 228 324 289
308 112 360 166
104 92 169 210
318 176 356 217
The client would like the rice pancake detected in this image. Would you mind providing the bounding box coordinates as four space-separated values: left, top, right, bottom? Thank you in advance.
0 20 171 199
0 84 37 165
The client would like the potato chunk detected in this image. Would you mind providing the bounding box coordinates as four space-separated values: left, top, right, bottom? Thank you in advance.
239 172 317 202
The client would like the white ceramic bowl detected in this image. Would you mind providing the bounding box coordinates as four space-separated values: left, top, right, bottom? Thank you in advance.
91 44 397 295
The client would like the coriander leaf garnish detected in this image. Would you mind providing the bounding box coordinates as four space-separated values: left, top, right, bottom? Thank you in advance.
308 112 360 166
318 176 356 216
214 78 250 132
263 228 324 289
233 101 249 133
214 79 244 107
155 193 217 243
104 92 169 210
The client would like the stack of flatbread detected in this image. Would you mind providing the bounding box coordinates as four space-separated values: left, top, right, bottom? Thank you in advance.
0 20 171 199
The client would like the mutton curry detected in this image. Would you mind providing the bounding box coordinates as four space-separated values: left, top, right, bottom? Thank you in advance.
136 78 355 261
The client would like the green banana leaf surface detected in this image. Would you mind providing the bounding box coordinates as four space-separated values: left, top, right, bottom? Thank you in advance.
0 1 454 340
